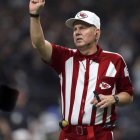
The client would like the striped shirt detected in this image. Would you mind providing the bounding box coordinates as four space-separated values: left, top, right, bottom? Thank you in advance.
49 44 133 125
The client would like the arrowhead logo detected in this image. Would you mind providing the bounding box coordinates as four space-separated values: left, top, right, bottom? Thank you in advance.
77 12 88 19
99 82 111 89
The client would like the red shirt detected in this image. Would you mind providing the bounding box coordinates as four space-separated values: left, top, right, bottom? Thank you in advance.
49 44 133 125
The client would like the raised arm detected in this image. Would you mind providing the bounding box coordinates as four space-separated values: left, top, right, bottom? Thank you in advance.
29 0 52 62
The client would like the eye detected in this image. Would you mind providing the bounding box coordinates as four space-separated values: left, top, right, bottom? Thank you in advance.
80 25 88 30
73 27 77 32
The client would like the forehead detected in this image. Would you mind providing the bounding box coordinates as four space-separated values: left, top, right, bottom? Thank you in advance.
73 20 94 28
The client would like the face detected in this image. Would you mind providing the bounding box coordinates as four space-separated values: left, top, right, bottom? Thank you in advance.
73 21 100 51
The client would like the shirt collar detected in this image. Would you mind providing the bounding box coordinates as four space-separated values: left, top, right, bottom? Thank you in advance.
74 45 102 62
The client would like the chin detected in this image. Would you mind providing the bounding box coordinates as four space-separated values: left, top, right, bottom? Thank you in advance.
75 43 84 48
75 45 83 49
75 45 86 52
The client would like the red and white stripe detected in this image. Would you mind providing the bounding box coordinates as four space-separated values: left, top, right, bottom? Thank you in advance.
49 44 133 126
59 57 116 125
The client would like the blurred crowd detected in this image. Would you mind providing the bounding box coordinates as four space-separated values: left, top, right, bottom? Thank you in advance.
0 0 140 140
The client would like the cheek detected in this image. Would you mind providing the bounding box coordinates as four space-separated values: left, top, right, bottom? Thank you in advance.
85 32 95 41
73 33 76 42
73 32 75 38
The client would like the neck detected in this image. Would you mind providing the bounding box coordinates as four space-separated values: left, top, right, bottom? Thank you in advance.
78 44 98 55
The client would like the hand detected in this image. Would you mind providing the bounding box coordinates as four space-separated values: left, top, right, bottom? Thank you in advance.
91 94 115 109
29 0 45 14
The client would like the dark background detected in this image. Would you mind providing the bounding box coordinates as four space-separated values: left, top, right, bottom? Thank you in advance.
0 0 139 139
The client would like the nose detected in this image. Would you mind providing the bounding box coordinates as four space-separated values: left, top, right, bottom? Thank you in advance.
74 28 81 36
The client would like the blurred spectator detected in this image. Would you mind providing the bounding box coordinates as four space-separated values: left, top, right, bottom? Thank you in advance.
132 56 140 96
12 128 31 140
0 116 12 140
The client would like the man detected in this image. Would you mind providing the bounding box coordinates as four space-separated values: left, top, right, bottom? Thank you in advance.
29 0 134 140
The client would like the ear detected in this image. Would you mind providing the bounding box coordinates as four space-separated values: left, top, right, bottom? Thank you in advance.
0 85 19 112
95 29 101 41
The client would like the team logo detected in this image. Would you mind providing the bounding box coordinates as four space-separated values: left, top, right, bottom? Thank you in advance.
77 12 88 19
99 82 111 89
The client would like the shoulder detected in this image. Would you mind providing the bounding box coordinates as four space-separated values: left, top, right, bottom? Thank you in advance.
51 43 77 59
100 50 127 70
52 43 76 52
101 50 124 62
102 50 122 58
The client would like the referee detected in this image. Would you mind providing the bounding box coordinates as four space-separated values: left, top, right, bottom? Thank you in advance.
29 0 134 140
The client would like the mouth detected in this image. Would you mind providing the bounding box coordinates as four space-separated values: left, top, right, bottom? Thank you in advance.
76 38 83 42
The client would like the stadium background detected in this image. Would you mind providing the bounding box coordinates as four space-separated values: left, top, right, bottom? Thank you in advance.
0 0 139 139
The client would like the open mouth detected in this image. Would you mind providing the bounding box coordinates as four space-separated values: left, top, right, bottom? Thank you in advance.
76 38 83 41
